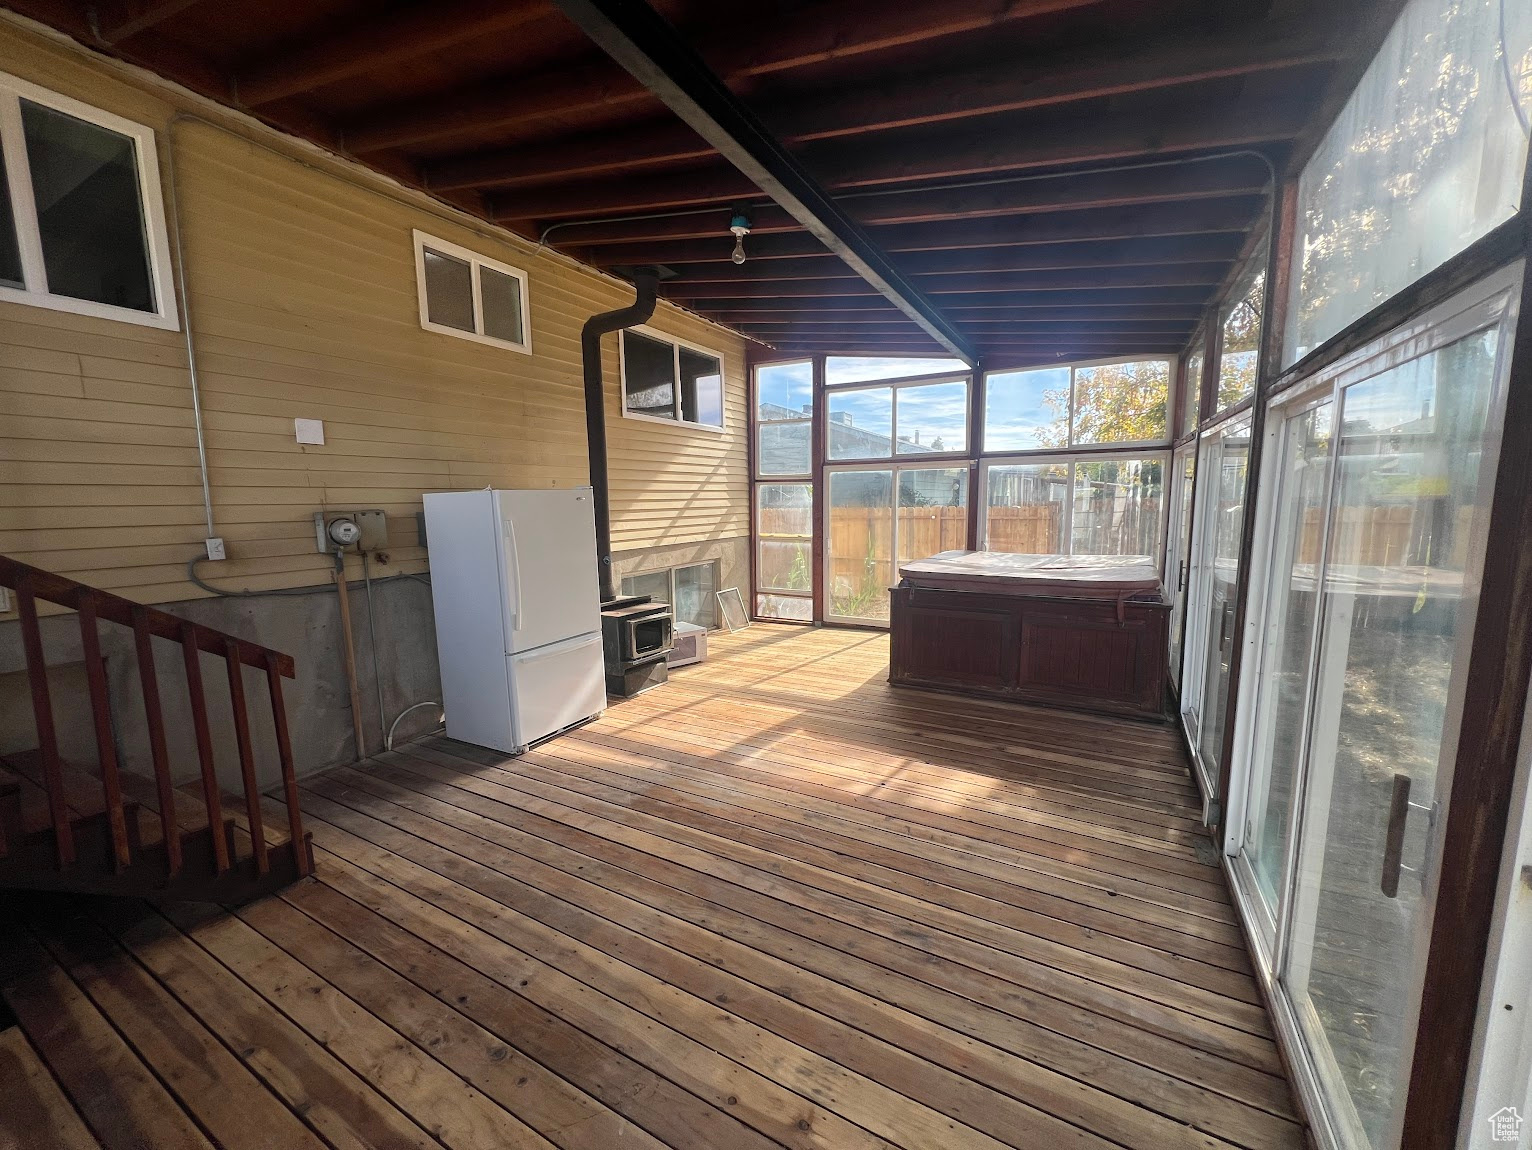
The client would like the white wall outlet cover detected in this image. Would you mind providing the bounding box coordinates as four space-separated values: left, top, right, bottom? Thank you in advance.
294 417 325 445
205 537 227 561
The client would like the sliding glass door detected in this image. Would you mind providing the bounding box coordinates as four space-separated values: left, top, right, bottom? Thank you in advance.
1180 413 1253 801
1227 268 1520 1149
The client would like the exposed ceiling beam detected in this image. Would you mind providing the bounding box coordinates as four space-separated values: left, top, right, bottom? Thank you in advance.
742 319 1198 333
94 0 206 43
486 99 1293 219
552 0 976 364
638 235 1246 279
428 21 1334 192
580 198 1264 267
663 264 1227 299
534 157 1273 244
764 338 1187 355
708 304 1206 323
679 286 1215 309
344 0 1103 153
236 0 552 107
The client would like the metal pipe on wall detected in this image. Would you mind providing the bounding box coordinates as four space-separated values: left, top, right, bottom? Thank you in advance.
580 269 659 601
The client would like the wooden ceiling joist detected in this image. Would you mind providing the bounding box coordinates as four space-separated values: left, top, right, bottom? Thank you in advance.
428 23 1332 192
681 285 1217 310
485 98 1291 219
235 0 552 107
661 264 1227 300
93 0 204 43
578 199 1264 267
641 235 1246 280
550 0 977 362
343 0 1103 154
710 304 1207 323
532 157 1273 245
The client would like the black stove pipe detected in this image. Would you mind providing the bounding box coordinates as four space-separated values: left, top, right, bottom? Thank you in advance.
581 269 658 602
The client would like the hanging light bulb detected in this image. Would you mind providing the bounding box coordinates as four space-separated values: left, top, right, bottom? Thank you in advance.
728 210 752 265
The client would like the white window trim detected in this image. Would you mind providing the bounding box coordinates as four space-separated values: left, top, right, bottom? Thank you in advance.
0 71 178 331
412 229 531 355
619 323 727 433
978 449 1170 566
982 354 1175 455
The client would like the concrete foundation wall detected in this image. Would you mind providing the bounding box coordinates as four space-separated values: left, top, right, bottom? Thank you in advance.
0 537 748 787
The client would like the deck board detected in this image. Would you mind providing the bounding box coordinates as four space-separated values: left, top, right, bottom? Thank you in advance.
0 626 1302 1149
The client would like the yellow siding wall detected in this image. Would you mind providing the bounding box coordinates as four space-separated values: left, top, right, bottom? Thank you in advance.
0 20 748 606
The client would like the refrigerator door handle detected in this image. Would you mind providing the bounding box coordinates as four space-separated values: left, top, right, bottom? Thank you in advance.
502 513 524 632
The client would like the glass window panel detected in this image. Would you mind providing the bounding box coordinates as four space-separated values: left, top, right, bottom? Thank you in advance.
757 361 812 419
758 421 811 476
679 346 723 426
897 468 968 563
756 482 812 593
1168 447 1197 686
1194 415 1254 776
673 563 718 629
827 387 893 459
825 356 965 384
479 266 524 344
984 367 1069 451
985 463 1067 554
1072 457 1164 558
1217 257 1265 412
827 469 894 622
422 247 474 331
623 329 677 419
620 570 670 604
0 156 21 289
1284 0 1531 362
895 380 967 454
756 593 813 621
1072 360 1170 445
1285 328 1502 1147
1245 401 1334 920
1181 348 1204 438
20 99 153 312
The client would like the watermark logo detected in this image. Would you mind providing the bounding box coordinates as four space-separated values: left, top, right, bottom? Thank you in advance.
1489 1106 1524 1143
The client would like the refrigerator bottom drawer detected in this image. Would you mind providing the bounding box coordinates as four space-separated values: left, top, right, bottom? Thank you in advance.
509 633 606 749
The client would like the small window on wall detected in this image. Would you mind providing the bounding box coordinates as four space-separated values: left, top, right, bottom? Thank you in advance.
0 73 176 328
983 358 1170 452
413 230 529 352
621 562 720 629
621 327 724 430
1216 249 1266 413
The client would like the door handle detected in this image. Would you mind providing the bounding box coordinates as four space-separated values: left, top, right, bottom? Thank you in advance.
1381 773 1438 898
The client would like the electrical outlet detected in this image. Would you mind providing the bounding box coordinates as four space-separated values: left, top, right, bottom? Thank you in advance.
354 509 388 552
0 585 10 613
205 536 227 561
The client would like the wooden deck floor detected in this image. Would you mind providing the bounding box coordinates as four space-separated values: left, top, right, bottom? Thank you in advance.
1 625 1301 1150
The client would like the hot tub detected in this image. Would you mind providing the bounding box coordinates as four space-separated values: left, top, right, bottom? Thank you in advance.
889 551 1171 719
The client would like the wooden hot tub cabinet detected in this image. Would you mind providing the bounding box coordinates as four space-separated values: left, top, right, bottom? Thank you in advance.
889 582 1171 719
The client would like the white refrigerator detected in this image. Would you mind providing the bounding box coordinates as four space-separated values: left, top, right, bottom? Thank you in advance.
422 488 606 754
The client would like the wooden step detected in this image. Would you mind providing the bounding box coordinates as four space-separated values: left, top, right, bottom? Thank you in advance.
0 751 310 906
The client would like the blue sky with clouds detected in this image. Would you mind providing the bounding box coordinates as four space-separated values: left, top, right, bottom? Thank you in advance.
984 368 1069 451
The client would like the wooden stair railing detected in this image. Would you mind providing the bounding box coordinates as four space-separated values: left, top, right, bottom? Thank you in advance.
0 554 310 897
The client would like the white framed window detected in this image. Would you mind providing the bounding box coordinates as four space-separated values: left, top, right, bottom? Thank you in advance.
982 356 1173 454
0 72 177 330
412 229 530 354
620 326 725 431
620 560 720 629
